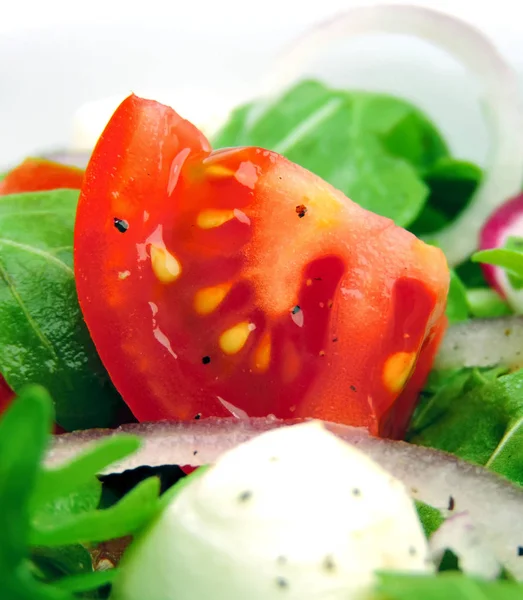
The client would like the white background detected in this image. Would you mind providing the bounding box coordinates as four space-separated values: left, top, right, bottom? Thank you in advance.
2 0 523 167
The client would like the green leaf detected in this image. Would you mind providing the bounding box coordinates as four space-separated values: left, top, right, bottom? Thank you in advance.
410 369 523 485
380 107 448 174
0 189 125 430
32 435 141 511
414 500 444 539
410 158 482 236
0 386 52 569
30 477 161 547
212 102 254 148
0 387 77 600
472 248 523 281
445 271 469 324
466 288 512 319
409 368 475 436
53 569 118 593
31 480 102 533
213 80 431 227
376 571 523 599
29 545 93 583
455 258 489 289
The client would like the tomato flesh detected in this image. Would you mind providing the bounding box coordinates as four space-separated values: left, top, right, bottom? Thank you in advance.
75 95 449 438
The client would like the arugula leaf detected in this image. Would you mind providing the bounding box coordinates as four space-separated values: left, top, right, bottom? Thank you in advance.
414 500 444 538
213 80 431 227
0 189 125 430
410 158 482 236
0 385 75 600
32 436 140 511
0 387 162 599
30 544 93 584
30 477 161 547
472 248 523 281
0 385 52 569
31 479 102 534
410 369 523 485
446 271 469 324
53 569 117 593
455 258 490 289
379 108 448 174
466 289 512 319
376 571 523 599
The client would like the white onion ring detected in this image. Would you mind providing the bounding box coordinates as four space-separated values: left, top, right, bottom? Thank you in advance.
435 315 523 370
46 417 523 578
262 4 523 266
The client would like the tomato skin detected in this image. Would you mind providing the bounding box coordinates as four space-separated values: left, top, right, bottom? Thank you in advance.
0 158 84 195
75 95 449 439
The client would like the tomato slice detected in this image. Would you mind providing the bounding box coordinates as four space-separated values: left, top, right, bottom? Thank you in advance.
75 94 449 438
0 158 84 422
0 158 84 195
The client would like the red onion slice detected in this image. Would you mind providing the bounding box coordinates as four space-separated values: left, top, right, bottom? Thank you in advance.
262 4 523 266
435 315 523 370
46 417 523 579
479 193 523 312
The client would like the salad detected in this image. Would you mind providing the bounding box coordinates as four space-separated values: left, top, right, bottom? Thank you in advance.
3 4 523 599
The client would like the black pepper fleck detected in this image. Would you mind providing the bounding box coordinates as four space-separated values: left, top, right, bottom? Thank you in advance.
295 204 307 218
193 450 198 456
408 546 417 557
113 217 129 233
352 488 361 497
518 546 523 557
202 355 211 365
332 336 338 342
238 490 253 502
276 577 288 589
505 329 512 337
291 305 301 315
276 555 287 565
194 413 202 420
350 385 357 392
448 496 455 511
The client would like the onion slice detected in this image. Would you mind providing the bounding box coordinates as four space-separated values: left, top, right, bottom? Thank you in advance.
262 4 523 266
435 315 523 370
429 511 501 580
46 417 523 579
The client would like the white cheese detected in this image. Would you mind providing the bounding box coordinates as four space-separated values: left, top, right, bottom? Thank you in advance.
113 421 431 600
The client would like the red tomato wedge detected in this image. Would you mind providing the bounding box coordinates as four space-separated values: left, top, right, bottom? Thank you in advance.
0 157 84 195
74 94 449 439
0 158 83 426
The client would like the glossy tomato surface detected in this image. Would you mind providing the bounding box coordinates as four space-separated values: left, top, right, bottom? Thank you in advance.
75 95 449 438
0 158 84 195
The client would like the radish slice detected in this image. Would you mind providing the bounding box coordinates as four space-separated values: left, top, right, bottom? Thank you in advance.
479 193 523 311
46 417 523 579
434 315 523 370
262 4 523 266
429 512 501 580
